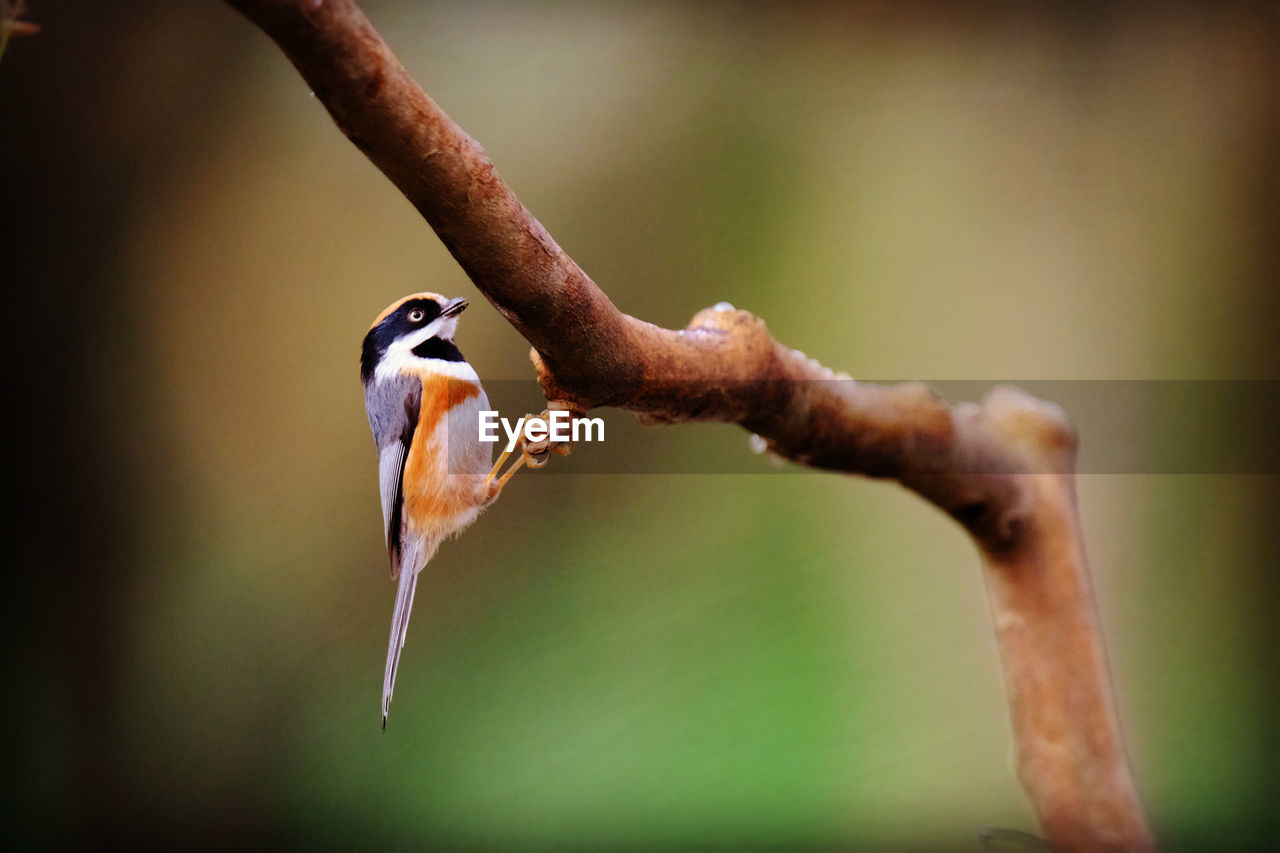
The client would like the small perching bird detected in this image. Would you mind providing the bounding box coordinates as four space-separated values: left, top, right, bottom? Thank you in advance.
360 292 530 729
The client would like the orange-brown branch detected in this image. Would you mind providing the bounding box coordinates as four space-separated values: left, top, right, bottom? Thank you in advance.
227 1 1156 848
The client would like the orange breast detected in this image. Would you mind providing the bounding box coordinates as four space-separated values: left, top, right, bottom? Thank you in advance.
401 371 482 532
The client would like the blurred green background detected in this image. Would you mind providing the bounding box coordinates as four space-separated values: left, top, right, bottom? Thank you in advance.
3 1 1275 849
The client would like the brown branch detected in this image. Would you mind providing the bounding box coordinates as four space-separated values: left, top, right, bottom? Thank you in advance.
227 1 1156 849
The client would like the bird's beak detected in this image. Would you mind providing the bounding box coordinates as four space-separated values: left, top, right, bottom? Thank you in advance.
441 297 468 318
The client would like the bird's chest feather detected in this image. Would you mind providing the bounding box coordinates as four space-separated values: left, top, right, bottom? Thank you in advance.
401 372 492 534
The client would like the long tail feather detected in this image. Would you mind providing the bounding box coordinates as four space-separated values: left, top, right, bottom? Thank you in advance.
382 562 420 729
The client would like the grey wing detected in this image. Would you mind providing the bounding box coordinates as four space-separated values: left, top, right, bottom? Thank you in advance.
377 443 405 542
365 375 422 579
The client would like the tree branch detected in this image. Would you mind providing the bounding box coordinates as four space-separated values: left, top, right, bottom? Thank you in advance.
227 0 1156 849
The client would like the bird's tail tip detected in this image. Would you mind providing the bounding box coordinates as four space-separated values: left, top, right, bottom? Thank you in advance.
381 563 419 734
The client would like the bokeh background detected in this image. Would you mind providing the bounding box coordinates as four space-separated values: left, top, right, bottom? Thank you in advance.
3 1 1276 849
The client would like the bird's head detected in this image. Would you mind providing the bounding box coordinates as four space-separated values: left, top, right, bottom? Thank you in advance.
361 292 470 385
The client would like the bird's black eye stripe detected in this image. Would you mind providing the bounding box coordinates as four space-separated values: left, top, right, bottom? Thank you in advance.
403 299 441 326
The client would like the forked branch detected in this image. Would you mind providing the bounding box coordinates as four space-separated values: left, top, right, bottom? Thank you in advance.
227 1 1156 849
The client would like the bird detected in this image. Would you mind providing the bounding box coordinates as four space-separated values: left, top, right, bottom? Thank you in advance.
360 292 527 729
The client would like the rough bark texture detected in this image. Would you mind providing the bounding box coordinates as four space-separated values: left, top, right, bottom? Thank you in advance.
227 1 1157 849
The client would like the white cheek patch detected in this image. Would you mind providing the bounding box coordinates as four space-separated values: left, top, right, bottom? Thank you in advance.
404 315 457 347
412 316 453 344
392 316 459 354
432 317 459 340
375 338 479 384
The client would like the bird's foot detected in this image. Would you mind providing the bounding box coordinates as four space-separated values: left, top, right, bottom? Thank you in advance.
482 407 576 501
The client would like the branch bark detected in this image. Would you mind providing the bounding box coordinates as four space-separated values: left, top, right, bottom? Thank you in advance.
227 1 1156 849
